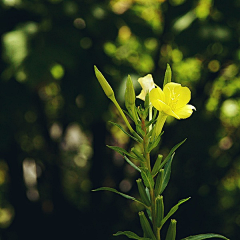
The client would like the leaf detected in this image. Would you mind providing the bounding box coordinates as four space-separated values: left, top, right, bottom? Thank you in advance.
92 187 147 207
140 167 154 189
160 197 190 228
109 121 142 143
160 153 174 194
124 156 141 172
180 233 229 240
114 231 151 240
107 145 139 160
159 139 186 170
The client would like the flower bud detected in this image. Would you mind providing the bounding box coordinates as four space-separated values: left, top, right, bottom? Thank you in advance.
94 65 114 100
125 75 138 123
154 169 164 197
165 219 177 240
152 154 163 177
156 195 164 228
136 179 151 207
139 211 156 240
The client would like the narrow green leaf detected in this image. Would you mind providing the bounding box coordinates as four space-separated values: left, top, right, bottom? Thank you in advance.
114 231 151 240
160 153 174 194
131 147 146 162
140 167 154 189
109 121 142 143
160 197 190 228
181 233 229 240
158 139 186 170
163 64 172 87
92 187 148 207
107 145 139 160
124 156 141 172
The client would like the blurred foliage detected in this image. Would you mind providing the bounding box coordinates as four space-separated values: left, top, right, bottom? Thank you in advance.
1 0 240 239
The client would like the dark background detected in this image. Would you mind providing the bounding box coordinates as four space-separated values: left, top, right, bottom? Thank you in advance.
1 0 240 239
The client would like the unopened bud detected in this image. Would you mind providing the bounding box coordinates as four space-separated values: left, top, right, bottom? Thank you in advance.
165 219 177 240
94 65 114 100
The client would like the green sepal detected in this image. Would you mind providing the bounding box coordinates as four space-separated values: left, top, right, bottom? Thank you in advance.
180 233 229 240
114 231 151 240
143 93 151 120
131 147 145 162
92 187 148 208
165 219 177 240
163 63 172 88
139 211 157 240
152 154 163 177
109 121 142 143
154 169 164 197
158 139 186 170
137 179 151 207
107 145 139 160
139 167 154 189
124 156 141 173
160 197 190 229
156 195 164 228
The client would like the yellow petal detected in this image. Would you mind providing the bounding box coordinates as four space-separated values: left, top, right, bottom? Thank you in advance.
158 100 180 119
174 104 196 119
175 86 191 109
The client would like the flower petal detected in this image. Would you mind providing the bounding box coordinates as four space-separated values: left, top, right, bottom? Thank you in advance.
136 90 146 101
174 104 196 119
150 87 165 109
175 86 191 109
137 74 155 100
159 100 180 119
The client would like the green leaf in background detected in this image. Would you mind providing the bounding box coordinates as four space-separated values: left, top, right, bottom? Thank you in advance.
92 187 148 208
114 231 151 240
160 197 190 228
180 233 229 240
140 167 155 189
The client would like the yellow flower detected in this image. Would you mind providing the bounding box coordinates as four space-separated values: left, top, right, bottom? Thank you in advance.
150 82 196 119
137 74 155 101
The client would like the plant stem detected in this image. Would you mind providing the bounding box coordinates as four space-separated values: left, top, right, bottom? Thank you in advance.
142 118 160 240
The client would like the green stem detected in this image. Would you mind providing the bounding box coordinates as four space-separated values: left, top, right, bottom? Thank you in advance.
142 119 160 240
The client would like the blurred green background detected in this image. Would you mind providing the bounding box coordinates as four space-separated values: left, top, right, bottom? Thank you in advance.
1 0 240 239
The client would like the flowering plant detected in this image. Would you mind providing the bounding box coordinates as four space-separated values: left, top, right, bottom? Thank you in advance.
93 64 229 240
